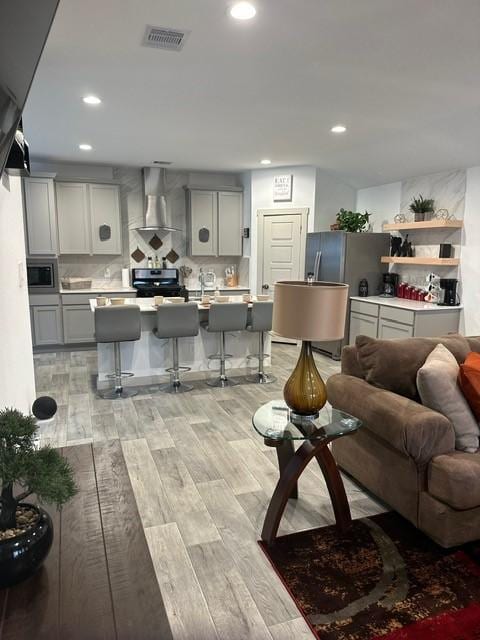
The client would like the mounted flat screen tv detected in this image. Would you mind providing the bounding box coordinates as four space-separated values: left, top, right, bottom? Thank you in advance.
0 0 59 178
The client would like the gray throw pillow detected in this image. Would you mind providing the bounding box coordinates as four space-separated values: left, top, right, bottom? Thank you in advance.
417 344 480 453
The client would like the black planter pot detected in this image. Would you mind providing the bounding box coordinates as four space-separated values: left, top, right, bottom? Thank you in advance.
0 504 53 589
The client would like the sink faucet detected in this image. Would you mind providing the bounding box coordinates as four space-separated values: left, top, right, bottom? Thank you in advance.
199 268 205 297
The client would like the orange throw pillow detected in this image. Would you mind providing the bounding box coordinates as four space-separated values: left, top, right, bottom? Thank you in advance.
459 352 480 421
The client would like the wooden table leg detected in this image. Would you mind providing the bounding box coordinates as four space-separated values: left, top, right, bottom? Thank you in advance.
261 439 352 545
314 445 352 533
276 440 298 499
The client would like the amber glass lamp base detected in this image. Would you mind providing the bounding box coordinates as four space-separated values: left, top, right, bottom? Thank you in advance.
283 341 327 419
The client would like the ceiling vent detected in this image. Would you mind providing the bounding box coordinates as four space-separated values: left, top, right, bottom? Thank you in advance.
142 25 190 52
153 160 172 165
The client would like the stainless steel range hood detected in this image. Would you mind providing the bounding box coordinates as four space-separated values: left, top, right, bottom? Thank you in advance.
136 167 183 232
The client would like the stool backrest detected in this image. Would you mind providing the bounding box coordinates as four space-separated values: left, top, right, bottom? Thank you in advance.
155 302 199 339
250 301 273 332
95 305 141 343
207 302 248 332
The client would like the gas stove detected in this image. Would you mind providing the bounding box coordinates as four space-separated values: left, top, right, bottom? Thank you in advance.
132 268 188 300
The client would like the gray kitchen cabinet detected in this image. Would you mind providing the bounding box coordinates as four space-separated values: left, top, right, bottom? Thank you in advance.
56 182 122 255
187 188 243 257
378 318 414 340
56 182 90 254
24 177 58 255
89 184 122 255
349 297 461 344
62 305 95 343
32 306 63 346
349 311 379 343
218 191 243 256
188 190 217 256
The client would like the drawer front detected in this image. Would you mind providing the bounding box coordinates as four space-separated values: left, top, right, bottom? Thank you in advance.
350 300 379 318
378 318 414 340
349 312 379 344
380 305 414 326
29 294 61 306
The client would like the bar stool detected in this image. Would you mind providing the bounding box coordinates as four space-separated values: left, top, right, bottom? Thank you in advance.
203 302 248 388
94 305 141 399
246 301 276 384
153 302 199 393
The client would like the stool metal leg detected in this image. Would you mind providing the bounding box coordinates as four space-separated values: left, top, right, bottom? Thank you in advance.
247 332 277 384
99 342 138 400
208 331 238 388
158 338 193 394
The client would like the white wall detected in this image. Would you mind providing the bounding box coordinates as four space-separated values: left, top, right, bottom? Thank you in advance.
314 170 356 231
460 166 480 335
0 174 35 413
356 182 401 231
248 166 316 292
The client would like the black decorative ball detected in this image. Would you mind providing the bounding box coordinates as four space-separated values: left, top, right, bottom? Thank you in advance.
32 396 57 421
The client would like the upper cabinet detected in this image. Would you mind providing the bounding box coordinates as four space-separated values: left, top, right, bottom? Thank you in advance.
56 182 122 255
56 182 90 254
24 177 58 255
89 184 122 255
187 188 243 257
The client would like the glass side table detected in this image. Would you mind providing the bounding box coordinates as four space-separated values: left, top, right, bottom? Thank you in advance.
252 400 362 545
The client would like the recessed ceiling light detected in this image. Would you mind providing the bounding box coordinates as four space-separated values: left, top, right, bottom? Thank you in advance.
82 95 101 105
260 159 271 165
331 125 347 133
230 2 256 20
79 143 92 151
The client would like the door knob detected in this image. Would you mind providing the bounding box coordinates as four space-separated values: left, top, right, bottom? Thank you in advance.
262 284 269 290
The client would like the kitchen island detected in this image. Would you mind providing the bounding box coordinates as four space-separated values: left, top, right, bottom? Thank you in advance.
90 298 271 389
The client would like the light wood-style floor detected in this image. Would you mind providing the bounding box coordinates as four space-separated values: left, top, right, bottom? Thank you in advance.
34 343 385 640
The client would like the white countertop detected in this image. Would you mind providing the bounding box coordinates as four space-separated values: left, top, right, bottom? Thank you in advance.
89 296 260 313
61 286 136 294
186 285 250 291
350 295 463 312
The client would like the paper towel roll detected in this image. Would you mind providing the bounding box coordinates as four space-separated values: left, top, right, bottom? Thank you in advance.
122 268 130 288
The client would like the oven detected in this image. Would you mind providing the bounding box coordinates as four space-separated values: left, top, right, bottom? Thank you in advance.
132 268 188 299
26 258 59 294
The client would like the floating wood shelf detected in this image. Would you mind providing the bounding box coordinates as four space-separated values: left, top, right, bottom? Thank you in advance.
383 220 463 231
381 257 460 266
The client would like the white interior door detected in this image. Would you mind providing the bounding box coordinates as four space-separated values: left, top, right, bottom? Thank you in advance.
259 210 307 343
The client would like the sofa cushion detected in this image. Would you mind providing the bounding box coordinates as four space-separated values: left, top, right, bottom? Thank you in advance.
355 334 470 400
467 336 480 353
459 352 480 421
429 451 480 510
417 344 480 453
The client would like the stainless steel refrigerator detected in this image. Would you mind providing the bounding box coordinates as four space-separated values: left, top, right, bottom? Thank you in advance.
305 231 390 359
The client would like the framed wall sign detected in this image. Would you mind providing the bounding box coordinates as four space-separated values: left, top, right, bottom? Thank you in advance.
273 174 293 202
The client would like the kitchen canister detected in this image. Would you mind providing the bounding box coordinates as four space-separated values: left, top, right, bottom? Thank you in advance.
121 268 130 288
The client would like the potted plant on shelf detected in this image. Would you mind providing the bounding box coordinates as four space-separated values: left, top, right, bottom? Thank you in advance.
0 408 77 588
334 208 371 232
409 195 435 222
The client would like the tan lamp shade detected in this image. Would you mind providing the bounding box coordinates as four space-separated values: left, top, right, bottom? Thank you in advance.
272 281 349 341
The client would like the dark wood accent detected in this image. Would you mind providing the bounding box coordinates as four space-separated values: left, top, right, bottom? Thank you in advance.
93 440 173 640
261 436 352 545
275 440 298 500
0 444 173 640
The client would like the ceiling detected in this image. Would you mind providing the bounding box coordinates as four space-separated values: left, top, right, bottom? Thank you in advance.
24 0 480 188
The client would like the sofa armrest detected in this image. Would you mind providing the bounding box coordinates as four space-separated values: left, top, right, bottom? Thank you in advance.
326 374 455 465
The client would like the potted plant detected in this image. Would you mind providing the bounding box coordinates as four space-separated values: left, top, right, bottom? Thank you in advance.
0 408 77 587
335 208 371 232
409 195 435 222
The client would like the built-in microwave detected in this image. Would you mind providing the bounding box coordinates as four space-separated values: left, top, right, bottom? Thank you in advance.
26 258 59 294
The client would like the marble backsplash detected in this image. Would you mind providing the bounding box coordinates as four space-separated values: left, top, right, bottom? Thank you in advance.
58 167 249 289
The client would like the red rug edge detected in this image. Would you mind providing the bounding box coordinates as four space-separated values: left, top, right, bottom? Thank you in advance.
258 539 321 639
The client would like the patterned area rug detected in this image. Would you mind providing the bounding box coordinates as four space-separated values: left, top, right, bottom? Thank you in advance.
259 512 480 640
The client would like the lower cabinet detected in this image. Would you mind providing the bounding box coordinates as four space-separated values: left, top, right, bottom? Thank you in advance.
62 305 95 344
378 318 414 340
349 311 378 342
32 306 63 346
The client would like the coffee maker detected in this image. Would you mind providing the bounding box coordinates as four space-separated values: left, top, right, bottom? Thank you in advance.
380 272 399 297
438 279 460 306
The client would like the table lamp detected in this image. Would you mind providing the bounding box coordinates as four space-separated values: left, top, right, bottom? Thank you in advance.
272 281 349 419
